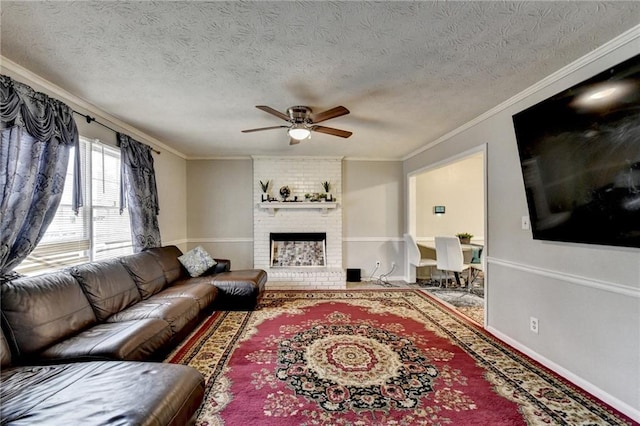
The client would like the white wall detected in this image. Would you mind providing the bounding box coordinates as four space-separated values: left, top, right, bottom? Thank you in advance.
404 38 640 420
415 152 484 242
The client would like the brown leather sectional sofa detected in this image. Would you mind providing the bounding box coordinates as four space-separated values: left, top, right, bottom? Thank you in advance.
0 245 267 425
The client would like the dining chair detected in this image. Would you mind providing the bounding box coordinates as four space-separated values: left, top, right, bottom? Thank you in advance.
469 246 484 289
434 236 472 288
405 233 437 283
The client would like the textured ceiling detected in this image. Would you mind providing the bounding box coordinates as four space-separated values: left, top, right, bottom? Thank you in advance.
2 1 639 159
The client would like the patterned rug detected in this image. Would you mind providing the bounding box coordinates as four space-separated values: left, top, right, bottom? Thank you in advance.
166 290 635 425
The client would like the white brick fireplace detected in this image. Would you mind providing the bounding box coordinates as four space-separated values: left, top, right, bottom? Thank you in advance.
253 156 345 289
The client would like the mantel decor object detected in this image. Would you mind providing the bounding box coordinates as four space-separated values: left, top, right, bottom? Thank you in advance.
321 181 333 202
259 180 270 202
279 186 291 201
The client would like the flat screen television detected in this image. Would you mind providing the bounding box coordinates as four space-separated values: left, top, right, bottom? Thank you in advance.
512 54 640 248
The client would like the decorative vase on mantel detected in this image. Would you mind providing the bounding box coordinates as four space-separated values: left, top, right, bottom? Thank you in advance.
321 181 332 202
259 180 270 202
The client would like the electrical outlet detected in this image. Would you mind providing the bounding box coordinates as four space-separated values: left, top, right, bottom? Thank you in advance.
375 260 381 268
391 262 396 268
529 317 539 334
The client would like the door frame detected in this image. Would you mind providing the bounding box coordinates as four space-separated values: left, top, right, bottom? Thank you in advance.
406 144 488 326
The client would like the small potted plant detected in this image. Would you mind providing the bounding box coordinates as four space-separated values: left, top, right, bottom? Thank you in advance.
456 232 473 244
259 180 270 202
321 181 333 201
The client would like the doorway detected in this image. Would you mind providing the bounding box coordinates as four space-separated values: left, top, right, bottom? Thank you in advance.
407 146 487 326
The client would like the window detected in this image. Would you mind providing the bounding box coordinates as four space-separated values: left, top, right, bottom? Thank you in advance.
15 137 132 275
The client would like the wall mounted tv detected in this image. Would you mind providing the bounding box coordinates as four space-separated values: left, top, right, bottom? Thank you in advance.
512 54 640 249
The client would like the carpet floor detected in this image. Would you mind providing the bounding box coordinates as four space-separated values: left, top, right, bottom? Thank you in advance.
167 290 635 425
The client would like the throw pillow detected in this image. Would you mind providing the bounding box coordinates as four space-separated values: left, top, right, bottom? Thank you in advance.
178 246 217 277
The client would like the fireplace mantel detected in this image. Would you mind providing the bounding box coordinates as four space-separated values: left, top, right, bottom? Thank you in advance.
258 201 338 216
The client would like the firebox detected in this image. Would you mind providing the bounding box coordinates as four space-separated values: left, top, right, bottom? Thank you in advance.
270 232 327 267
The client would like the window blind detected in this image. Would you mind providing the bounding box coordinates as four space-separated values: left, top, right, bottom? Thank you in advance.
15 137 133 275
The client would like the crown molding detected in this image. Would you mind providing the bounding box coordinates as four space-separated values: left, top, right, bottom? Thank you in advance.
402 24 640 161
343 157 403 162
1 56 187 159
251 155 344 161
187 156 253 161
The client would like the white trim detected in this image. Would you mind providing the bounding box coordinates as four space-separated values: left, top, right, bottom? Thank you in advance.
186 156 252 160
1 57 187 159
188 237 254 243
342 237 405 243
163 239 189 246
343 157 403 162
488 257 640 298
360 275 406 283
407 145 486 178
401 25 640 161
487 326 640 423
251 155 344 161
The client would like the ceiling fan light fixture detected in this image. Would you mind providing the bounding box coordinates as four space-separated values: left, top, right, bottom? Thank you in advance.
288 124 311 140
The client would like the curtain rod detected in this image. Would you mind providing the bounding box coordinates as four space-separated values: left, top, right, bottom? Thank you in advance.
72 110 161 155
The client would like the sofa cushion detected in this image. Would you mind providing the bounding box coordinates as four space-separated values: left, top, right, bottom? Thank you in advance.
0 361 204 426
145 245 186 284
178 246 217 277
153 278 219 310
107 297 200 335
39 319 172 361
120 252 167 298
71 260 142 322
1 272 97 357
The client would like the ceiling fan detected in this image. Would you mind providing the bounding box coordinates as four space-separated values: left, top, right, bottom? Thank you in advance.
241 105 352 145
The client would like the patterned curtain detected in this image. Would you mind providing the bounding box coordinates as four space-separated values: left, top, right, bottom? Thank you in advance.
117 133 161 252
0 75 81 278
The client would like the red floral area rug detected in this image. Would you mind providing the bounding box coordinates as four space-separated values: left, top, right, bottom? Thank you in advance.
166 290 635 425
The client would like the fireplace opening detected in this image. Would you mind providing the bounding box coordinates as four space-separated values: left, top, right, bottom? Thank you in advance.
270 232 326 267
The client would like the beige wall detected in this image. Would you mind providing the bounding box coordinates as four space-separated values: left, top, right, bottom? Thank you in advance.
404 42 640 417
155 151 187 251
343 160 405 278
186 159 254 269
415 152 484 242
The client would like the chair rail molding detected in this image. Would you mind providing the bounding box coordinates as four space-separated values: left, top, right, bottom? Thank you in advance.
488 257 640 298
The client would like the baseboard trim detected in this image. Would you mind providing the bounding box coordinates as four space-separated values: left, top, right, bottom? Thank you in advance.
488 257 640 298
487 326 640 423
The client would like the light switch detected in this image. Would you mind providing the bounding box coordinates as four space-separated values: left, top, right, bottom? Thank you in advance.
521 215 530 230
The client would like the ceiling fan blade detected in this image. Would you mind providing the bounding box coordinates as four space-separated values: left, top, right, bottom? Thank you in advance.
311 106 350 123
311 125 353 138
241 125 289 133
289 138 301 145
255 105 290 121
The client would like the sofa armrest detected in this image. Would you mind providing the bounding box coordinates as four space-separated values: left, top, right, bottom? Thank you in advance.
208 259 231 274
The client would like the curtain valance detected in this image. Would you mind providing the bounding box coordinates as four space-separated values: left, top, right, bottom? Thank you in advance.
1 75 78 147
1 75 82 213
